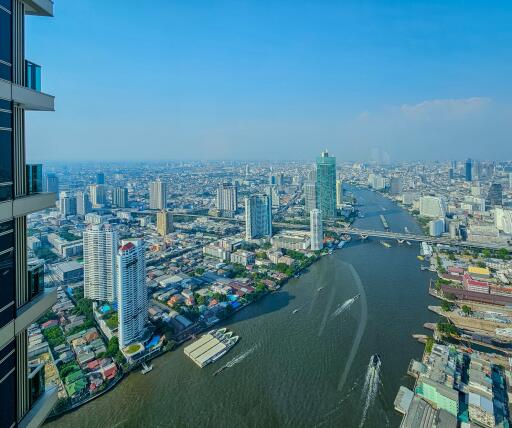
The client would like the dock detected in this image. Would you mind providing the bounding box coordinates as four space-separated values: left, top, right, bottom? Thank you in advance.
184 328 238 368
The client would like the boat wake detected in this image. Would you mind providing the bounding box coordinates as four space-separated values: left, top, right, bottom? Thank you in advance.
359 355 382 428
213 345 258 376
330 295 359 319
337 263 368 392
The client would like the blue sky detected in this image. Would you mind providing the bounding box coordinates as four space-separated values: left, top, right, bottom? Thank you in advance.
26 0 512 162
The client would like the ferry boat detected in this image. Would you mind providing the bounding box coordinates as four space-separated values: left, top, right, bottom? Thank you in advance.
341 234 351 241
371 354 381 368
337 241 346 249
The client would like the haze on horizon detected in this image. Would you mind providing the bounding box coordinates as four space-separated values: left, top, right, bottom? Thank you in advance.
26 0 512 163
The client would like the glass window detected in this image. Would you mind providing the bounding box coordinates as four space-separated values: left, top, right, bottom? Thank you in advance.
0 249 14 328
0 230 13 253
0 9 12 66
0 62 11 81
0 220 13 234
0 0 12 12
0 110 11 129
0 339 14 382
0 130 12 185
0 183 12 201
0 99 11 111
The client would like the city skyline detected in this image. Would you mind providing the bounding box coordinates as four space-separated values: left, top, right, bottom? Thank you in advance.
25 1 512 163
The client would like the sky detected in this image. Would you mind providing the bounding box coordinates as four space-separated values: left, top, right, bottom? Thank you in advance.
25 0 512 163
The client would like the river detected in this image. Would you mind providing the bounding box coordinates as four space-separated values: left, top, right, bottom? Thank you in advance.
47 187 439 428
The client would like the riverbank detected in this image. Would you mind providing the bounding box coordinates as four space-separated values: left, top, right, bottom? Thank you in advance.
47 186 437 428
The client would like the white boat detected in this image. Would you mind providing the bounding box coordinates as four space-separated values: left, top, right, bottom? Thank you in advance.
293 309 300 314
317 287 324 291
141 362 153 374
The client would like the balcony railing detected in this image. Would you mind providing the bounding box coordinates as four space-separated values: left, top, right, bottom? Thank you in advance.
25 61 42 92
26 164 43 194
28 259 44 299
28 362 46 409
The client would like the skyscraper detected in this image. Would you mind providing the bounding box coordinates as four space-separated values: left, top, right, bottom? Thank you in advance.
156 210 174 236
44 173 59 200
245 194 272 240
89 184 106 208
117 240 147 348
465 158 473 181
149 179 167 210
96 172 105 185
336 179 343 207
83 224 119 302
304 181 317 215
316 150 337 219
310 209 323 251
216 182 237 213
112 186 128 208
76 191 92 216
266 184 280 208
0 1 58 426
486 183 503 208
59 191 77 217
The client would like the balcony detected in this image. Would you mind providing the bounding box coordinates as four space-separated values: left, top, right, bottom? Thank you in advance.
23 0 54 17
26 164 43 195
19 378 58 428
15 287 57 335
25 61 42 92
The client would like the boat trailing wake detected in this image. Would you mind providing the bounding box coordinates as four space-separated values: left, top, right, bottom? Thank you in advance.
330 295 358 319
213 345 258 376
359 355 382 428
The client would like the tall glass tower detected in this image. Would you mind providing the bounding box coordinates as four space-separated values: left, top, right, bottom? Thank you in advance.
316 150 337 219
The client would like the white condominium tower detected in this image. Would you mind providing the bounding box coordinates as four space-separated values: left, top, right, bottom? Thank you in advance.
83 223 119 302
245 194 272 240
117 240 147 347
150 178 167 210
336 179 343 208
310 209 323 251
216 182 237 213
89 183 106 208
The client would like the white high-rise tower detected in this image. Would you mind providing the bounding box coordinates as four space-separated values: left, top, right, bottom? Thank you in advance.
117 240 147 347
310 209 323 251
150 179 167 210
83 224 119 302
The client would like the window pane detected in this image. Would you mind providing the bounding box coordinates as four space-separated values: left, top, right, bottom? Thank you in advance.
0 230 13 253
0 130 12 184
0 62 11 81
0 110 11 129
0 9 12 65
0 0 12 12
0 249 14 329
0 183 12 201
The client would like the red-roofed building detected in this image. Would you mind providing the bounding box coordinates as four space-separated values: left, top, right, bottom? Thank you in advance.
463 273 490 294
448 266 464 276
101 363 117 380
120 242 135 252
41 319 58 329
87 359 101 371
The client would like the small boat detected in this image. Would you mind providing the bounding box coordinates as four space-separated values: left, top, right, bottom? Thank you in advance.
417 255 424 261
292 309 300 314
370 354 381 368
317 287 324 291
406 241 411 246
141 362 153 374
379 240 391 248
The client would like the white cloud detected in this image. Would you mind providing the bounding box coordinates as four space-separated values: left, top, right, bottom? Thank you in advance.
399 97 491 120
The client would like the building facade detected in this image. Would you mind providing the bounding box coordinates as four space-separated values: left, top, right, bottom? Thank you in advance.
76 191 92 216
44 173 59 200
316 150 337 219
216 182 237 213
0 1 58 426
304 181 317 215
112 186 128 208
58 191 76 217
245 194 272 240
149 179 167 210
89 184 106 208
310 209 323 251
156 210 174 236
83 223 119 302
419 196 447 218
336 179 343 207
117 240 147 348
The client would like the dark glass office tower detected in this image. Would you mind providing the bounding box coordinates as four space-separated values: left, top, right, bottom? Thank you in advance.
465 158 472 182
0 1 57 427
487 183 503 208
316 150 337 219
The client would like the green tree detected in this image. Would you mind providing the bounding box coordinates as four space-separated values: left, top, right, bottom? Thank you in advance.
441 300 452 312
462 305 472 316
482 249 491 259
425 337 434 353
107 337 119 357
